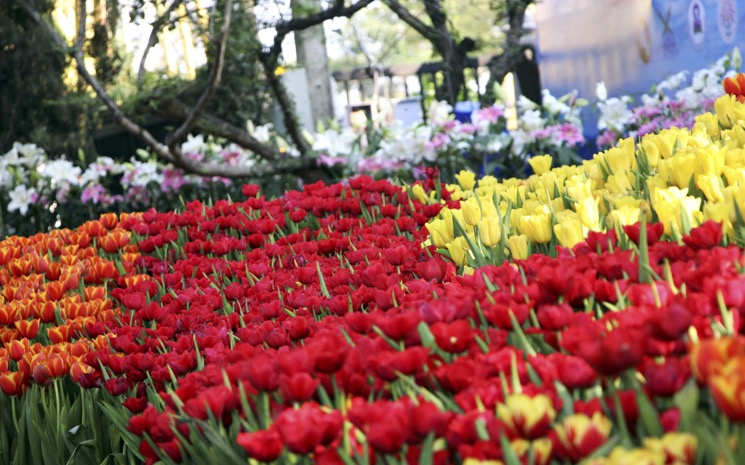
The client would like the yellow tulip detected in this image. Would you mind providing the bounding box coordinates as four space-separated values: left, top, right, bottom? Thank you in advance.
461 197 482 227
715 94 745 129
606 207 634 229
575 196 601 230
658 152 696 189
446 183 466 201
651 186 701 235
519 206 552 244
506 234 530 260
724 147 745 166
605 170 635 195
477 196 498 218
528 154 553 175
446 236 470 266
723 185 745 218
693 112 721 139
455 170 477 191
426 218 453 248
554 213 584 248
565 175 593 200
723 165 745 186
410 184 429 204
696 174 725 202
703 202 735 236
477 216 502 247
606 446 665 465
694 145 725 177
598 137 635 174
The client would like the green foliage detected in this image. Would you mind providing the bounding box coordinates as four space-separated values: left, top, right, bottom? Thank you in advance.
177 0 271 127
0 381 141 465
0 0 98 158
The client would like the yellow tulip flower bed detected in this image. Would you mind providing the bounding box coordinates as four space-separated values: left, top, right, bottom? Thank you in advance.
420 91 745 268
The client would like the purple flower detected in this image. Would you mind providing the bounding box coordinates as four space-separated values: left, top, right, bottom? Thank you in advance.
554 123 585 147
597 130 620 148
81 185 106 205
316 154 347 167
162 167 188 194
426 133 451 150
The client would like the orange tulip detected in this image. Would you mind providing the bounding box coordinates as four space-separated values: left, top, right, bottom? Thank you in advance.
0 305 18 326
99 213 119 230
14 319 39 339
69 361 94 384
690 336 745 383
84 286 107 301
81 220 107 237
47 325 73 344
44 281 67 301
0 371 25 396
709 356 745 422
723 73 745 103
34 300 57 323
0 328 20 344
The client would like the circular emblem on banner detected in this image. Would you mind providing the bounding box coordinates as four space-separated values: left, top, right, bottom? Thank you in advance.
718 0 738 43
688 0 706 49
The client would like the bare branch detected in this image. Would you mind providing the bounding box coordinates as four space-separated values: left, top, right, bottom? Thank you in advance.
167 0 232 156
156 98 280 160
137 0 184 87
381 0 438 44
485 0 530 103
12 0 302 179
74 0 87 51
258 0 374 155
266 0 375 65
164 149 314 178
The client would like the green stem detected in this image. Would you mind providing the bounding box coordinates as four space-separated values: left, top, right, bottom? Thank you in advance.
605 377 633 449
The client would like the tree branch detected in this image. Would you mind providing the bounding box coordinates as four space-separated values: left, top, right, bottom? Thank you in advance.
381 0 438 44
167 0 232 156
12 0 302 179
259 0 374 155
484 0 530 104
137 0 183 87
155 98 280 160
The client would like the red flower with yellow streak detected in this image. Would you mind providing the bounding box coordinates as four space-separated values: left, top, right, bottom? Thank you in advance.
723 73 745 103
708 355 745 422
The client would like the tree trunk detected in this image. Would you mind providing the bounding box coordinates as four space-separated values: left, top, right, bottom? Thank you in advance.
483 0 530 105
292 0 335 128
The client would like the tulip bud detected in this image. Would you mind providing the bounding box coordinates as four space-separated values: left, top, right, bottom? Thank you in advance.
506 235 530 260
455 170 476 191
554 412 613 461
528 155 552 176
461 197 482 227
497 393 556 439
477 216 502 247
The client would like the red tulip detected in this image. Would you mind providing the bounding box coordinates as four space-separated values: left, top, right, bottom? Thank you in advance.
723 72 745 102
237 428 283 462
0 371 25 396
279 372 320 403
431 320 473 353
274 403 342 455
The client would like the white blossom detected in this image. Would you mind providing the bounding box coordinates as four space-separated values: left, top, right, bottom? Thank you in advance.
39 159 82 186
7 185 37 215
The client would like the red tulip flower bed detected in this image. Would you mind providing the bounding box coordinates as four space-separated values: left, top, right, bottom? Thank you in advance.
1 174 745 464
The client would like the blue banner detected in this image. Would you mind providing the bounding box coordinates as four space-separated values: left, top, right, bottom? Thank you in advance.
535 0 742 136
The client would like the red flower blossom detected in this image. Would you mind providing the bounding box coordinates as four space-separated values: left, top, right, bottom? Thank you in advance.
723 73 745 102
237 428 283 462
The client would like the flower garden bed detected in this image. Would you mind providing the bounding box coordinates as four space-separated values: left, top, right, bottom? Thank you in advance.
4 77 745 465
